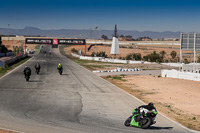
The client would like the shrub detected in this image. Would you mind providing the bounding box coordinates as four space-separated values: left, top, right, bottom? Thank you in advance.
112 76 122 80
0 67 7 73
184 58 189 64
91 52 95 57
71 48 78 53
143 51 162 62
126 53 141 60
91 51 107 58
120 74 126 77
106 75 112 78
170 51 177 59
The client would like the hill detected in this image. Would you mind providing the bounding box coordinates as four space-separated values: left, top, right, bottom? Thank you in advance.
0 26 181 39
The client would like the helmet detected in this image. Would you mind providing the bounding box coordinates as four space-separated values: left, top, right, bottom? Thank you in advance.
148 102 154 107
25 66 28 68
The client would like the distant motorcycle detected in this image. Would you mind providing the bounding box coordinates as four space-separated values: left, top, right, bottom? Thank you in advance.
24 66 31 82
25 75 30 81
35 63 41 75
57 64 63 75
58 68 62 75
36 69 40 74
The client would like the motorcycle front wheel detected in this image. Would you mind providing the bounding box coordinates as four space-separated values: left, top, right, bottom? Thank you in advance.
141 117 152 129
124 117 131 127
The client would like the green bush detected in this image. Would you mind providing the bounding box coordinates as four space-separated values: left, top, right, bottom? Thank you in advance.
0 66 7 73
143 51 163 62
112 76 122 80
91 51 107 58
126 53 141 60
120 74 126 77
106 75 112 78
184 58 189 64
91 52 95 57
71 48 78 53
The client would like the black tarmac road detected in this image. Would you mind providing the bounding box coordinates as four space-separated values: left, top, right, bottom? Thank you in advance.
0 45 194 133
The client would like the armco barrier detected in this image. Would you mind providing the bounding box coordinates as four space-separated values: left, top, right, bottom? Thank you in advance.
161 69 200 81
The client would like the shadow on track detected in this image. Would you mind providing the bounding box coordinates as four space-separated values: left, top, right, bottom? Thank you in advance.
148 126 173 130
61 74 69 75
34 73 46 76
28 80 42 82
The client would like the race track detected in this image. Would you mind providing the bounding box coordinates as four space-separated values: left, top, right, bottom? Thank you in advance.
0 45 193 133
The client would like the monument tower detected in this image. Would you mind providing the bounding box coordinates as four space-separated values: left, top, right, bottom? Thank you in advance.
110 24 120 57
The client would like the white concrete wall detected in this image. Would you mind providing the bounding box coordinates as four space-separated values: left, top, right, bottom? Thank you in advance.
129 61 144 64
113 59 129 64
161 63 183 67
137 42 180 45
161 69 200 81
71 53 80 58
79 56 93 60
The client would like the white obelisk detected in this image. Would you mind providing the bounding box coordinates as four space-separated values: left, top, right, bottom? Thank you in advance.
110 25 120 55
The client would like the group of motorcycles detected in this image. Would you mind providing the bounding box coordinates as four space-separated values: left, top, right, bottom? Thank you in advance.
24 63 63 82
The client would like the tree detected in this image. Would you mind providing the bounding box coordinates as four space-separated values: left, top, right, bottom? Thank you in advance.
120 34 124 37
101 35 108 40
143 51 162 62
170 51 177 59
126 53 141 60
160 50 166 60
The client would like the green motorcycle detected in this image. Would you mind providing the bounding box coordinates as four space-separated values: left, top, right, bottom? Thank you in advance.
124 109 158 129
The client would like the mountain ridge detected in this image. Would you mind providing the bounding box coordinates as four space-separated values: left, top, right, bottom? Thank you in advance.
0 26 181 39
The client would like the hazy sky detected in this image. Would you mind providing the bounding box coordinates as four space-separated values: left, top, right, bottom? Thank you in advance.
1 0 200 32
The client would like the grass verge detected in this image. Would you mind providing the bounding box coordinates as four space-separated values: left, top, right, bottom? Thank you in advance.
35 44 41 54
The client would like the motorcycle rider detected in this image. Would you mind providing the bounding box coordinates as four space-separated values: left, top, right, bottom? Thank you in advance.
24 66 31 78
132 102 157 122
35 62 41 73
57 63 63 72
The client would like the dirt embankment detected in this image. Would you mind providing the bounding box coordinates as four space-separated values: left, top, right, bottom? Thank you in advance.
2 40 38 51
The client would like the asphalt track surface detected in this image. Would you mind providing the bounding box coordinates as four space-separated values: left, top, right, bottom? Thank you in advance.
0 45 194 133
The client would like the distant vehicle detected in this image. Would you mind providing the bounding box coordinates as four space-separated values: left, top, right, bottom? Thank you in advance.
24 66 31 82
35 63 41 74
28 50 35 54
57 63 63 75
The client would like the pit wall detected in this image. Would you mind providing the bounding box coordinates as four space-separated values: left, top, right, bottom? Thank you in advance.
161 69 200 81
0 54 28 68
